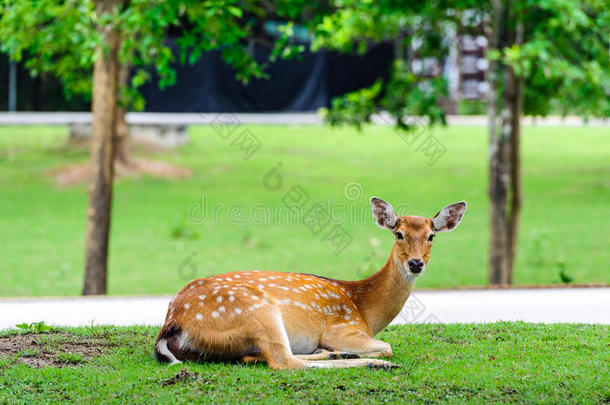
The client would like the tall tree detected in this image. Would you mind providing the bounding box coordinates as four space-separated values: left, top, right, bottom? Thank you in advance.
0 0 276 294
82 0 123 294
310 0 609 284
486 0 524 284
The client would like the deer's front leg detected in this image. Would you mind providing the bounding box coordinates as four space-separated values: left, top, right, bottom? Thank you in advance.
321 328 393 359
294 349 362 361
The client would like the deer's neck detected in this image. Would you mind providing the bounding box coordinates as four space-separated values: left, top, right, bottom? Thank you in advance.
340 245 416 335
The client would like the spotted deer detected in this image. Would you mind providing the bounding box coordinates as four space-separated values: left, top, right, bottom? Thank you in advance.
155 197 466 369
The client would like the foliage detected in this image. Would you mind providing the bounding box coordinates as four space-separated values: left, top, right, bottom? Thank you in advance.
15 321 53 333
170 216 201 241
55 351 87 365
511 0 610 117
321 80 383 130
0 323 608 403
313 1 463 128
0 0 297 109
0 0 97 97
313 0 609 129
557 261 574 284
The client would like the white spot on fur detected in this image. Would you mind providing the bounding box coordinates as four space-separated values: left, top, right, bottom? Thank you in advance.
219 306 226 312
293 301 308 309
184 303 190 310
199 294 206 300
216 296 223 302
234 307 242 315
229 296 235 302
212 311 220 318
196 313 203 320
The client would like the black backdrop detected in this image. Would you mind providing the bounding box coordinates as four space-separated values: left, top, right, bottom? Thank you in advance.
0 43 393 112
140 43 394 112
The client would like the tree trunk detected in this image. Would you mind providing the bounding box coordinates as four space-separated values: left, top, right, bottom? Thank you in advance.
82 0 121 295
506 20 523 274
487 0 523 285
115 63 132 167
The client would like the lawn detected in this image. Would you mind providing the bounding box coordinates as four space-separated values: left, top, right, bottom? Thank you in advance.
0 123 608 296
0 323 608 403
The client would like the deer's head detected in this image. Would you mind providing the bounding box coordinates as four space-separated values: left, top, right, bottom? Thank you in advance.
370 197 466 279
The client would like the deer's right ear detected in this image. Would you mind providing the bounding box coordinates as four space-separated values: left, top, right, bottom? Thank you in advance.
370 197 398 231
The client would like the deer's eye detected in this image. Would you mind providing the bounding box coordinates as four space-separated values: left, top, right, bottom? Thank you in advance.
396 232 404 240
428 234 435 242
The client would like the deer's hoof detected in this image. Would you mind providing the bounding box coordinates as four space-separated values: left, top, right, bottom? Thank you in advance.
365 360 401 370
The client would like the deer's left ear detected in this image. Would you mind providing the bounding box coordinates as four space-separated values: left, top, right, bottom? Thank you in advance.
432 202 467 232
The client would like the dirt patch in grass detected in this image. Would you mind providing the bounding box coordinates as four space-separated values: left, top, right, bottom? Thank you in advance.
0 333 113 368
160 369 201 386
49 159 192 187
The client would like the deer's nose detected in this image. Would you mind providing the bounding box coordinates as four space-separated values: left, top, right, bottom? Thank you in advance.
408 259 424 273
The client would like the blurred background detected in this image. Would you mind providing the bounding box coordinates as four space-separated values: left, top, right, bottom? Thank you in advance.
0 0 608 297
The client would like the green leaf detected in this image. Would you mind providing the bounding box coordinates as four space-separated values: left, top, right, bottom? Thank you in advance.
227 6 242 18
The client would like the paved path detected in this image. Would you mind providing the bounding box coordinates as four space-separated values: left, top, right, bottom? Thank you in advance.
1 288 607 330
0 112 608 126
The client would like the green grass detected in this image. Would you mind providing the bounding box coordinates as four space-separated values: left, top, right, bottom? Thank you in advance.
0 124 608 296
0 323 608 403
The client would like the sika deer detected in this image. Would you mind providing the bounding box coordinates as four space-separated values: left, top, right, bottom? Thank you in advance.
155 197 466 369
